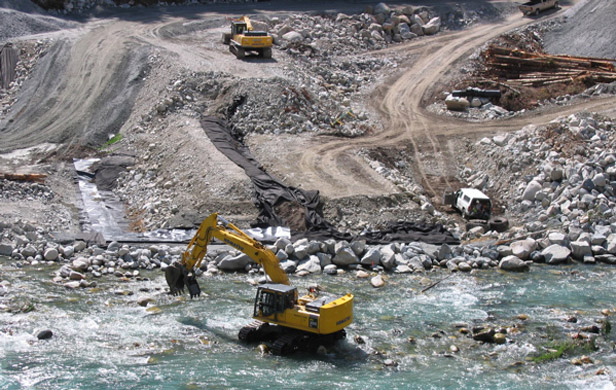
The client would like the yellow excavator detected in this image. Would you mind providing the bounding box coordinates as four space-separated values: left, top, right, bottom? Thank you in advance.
165 213 354 355
221 16 273 59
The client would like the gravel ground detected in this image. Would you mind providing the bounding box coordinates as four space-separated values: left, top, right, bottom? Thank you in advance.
0 1 76 44
543 0 616 59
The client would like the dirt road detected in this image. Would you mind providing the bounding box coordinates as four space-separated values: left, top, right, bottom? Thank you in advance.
297 5 616 201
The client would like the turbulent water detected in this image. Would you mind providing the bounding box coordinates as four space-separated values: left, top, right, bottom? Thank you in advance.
1 258 615 390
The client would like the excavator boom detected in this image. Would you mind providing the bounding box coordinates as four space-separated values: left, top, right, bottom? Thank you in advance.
165 213 288 297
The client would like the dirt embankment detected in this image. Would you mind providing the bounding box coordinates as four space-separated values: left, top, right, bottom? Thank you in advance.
1 0 615 238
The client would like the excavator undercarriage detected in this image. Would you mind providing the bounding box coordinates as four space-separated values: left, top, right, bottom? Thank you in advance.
239 320 346 355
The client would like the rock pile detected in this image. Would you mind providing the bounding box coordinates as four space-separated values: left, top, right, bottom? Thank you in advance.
458 111 616 264
270 4 441 57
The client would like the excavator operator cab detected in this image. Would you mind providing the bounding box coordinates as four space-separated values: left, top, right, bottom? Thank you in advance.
231 22 247 36
254 284 297 317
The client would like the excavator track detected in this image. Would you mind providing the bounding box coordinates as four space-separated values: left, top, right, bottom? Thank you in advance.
238 320 270 342
271 334 300 356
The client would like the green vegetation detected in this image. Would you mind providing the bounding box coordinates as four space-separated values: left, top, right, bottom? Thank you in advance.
99 133 123 150
530 339 597 364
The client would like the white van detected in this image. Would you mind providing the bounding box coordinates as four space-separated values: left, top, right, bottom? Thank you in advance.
453 188 492 220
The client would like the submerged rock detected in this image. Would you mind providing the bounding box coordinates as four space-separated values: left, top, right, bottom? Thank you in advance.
36 330 53 340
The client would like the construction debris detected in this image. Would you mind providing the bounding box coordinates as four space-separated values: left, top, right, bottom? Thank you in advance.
484 45 616 87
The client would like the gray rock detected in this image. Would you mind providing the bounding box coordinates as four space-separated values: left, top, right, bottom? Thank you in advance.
606 234 616 254
280 260 297 273
323 264 338 275
492 134 508 147
0 243 15 257
510 239 536 260
64 281 81 289
275 237 291 251
570 241 592 260
499 255 529 272
350 240 366 256
69 271 85 280
293 244 310 260
394 264 412 273
592 173 607 187
541 244 571 265
458 262 472 272
371 274 385 288
218 254 254 271
380 245 397 270
316 252 332 267
71 257 90 271
61 245 75 258
437 244 452 260
22 245 37 258
333 247 359 266
297 256 322 274
422 17 441 35
445 95 469 111
44 248 59 261
37 330 53 340
276 249 288 261
522 181 542 201
361 247 381 266
548 232 568 246
282 31 303 42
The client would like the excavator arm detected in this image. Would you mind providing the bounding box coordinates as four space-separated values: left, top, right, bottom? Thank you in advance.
165 213 289 297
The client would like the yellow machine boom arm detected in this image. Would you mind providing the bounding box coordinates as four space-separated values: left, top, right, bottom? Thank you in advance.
182 213 289 284
165 213 289 297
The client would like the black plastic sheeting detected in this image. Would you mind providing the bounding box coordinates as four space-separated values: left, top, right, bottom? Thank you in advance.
201 116 459 245
0 44 18 89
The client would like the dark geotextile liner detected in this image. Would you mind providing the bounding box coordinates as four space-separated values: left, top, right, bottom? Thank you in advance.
201 116 459 245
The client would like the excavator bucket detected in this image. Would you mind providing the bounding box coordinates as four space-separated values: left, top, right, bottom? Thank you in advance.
165 262 201 298
165 263 186 295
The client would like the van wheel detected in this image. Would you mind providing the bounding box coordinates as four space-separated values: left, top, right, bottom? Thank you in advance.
489 217 509 232
466 219 488 231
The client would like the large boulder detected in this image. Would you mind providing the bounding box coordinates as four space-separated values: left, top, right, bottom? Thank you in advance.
360 247 381 266
217 254 254 271
22 245 37 258
445 95 469 111
71 257 90 272
499 256 529 272
44 248 59 261
541 245 571 265
422 17 441 35
282 31 303 42
296 256 322 274
521 181 542 201
510 239 537 260
380 245 397 270
570 241 592 260
333 246 359 266
0 243 14 257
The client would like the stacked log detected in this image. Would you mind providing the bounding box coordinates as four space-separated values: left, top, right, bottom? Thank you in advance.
484 45 616 87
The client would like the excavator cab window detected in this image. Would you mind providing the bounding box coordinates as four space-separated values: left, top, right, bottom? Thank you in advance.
233 23 247 36
254 288 295 317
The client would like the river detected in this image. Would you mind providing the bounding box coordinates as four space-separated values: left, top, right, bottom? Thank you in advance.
1 258 615 389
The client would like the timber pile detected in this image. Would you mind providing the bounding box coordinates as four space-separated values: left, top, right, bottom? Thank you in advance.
484 45 616 87
0 173 47 182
